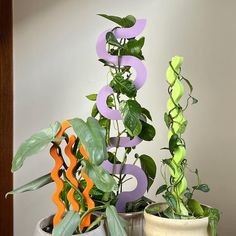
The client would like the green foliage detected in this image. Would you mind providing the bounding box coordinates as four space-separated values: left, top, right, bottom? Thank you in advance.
204 207 220 236
70 117 108 165
141 107 152 121
12 122 62 172
105 205 128 236
110 73 137 98
82 160 117 192
139 154 156 190
193 184 210 192
120 100 142 136
52 211 80 236
155 184 167 195
163 191 177 210
138 121 156 141
98 14 136 28
106 32 122 48
187 199 204 217
6 170 63 197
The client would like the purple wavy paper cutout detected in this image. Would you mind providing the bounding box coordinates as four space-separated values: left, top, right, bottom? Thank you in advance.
96 19 148 212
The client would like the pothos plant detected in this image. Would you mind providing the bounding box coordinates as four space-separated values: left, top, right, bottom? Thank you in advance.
147 56 220 236
86 14 157 212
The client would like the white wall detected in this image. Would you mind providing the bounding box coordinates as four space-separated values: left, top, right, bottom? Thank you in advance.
14 0 236 235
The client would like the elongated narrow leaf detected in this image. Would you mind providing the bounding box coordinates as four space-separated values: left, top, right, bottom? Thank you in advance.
98 14 136 28
139 154 156 191
163 191 177 210
82 160 117 192
106 205 127 236
6 170 63 198
156 184 167 195
86 94 97 101
120 100 142 137
142 107 152 121
70 117 107 165
12 122 61 172
52 211 80 236
193 184 210 192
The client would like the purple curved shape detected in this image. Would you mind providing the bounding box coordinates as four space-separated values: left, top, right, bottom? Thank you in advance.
103 161 147 212
96 19 147 90
97 19 148 213
97 85 122 120
108 136 142 149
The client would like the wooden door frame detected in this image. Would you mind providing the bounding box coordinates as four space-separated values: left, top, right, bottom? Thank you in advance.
0 0 13 235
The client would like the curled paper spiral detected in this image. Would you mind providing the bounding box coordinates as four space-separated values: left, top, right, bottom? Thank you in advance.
166 56 188 214
50 120 94 228
96 20 148 212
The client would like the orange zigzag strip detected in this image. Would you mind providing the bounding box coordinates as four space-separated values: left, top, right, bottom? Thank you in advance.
65 135 80 212
80 146 95 229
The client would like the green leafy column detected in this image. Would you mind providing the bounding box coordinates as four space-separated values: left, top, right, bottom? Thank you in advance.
165 56 188 215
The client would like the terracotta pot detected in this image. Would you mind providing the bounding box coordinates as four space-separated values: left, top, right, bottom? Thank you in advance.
144 203 210 236
105 211 144 236
33 215 106 236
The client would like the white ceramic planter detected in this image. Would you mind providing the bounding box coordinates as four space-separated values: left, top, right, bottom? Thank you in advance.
144 203 210 236
33 215 106 236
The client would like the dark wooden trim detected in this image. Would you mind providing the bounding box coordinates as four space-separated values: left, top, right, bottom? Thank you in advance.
0 0 13 235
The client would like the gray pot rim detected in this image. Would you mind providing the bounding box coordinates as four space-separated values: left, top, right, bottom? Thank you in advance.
36 214 104 235
144 202 209 222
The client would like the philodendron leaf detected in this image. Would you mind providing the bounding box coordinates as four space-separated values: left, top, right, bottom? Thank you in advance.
123 37 145 59
138 121 156 141
141 107 152 121
193 184 210 192
70 117 108 165
187 199 204 217
156 184 167 195
110 73 137 98
120 100 142 137
163 191 177 210
106 32 122 47
52 211 80 236
12 121 61 172
82 160 117 192
98 14 136 28
5 170 63 198
204 207 220 236
139 154 156 191
106 205 127 236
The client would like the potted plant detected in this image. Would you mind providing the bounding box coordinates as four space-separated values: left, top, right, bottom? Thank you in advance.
144 56 220 236
85 14 157 235
7 117 127 236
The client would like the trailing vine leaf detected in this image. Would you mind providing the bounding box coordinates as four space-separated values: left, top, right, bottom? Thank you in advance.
99 117 111 144
106 205 128 236
139 154 156 190
108 152 121 164
177 120 188 134
141 107 152 121
82 160 117 192
138 121 156 141
156 184 167 195
70 117 108 165
52 211 80 236
187 199 204 217
163 191 177 210
204 207 220 236
6 170 63 197
164 112 172 128
169 134 179 155
91 103 99 117
106 32 122 48
122 37 145 59
120 100 142 136
12 121 61 172
98 14 136 28
193 184 210 192
110 73 137 98
86 94 97 101
162 158 176 174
